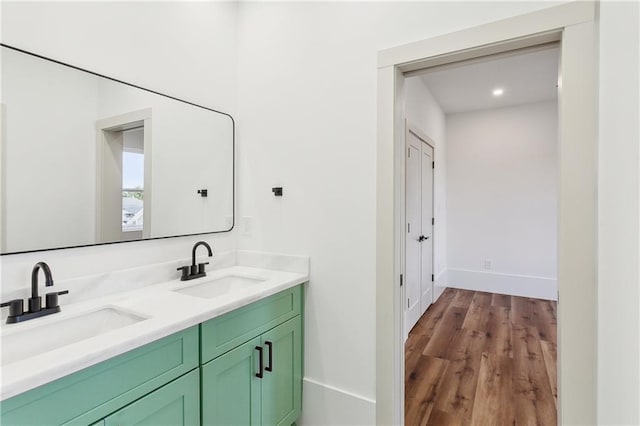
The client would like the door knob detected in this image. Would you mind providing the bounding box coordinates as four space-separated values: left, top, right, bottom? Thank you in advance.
418 235 429 242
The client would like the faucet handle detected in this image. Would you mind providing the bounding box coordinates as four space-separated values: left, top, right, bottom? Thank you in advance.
177 266 189 281
197 262 210 275
45 290 69 310
0 299 24 317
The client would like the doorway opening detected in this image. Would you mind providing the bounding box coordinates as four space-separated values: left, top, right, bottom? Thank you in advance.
376 3 597 425
401 45 559 424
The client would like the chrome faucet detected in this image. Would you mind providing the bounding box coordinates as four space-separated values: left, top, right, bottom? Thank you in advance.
0 261 69 324
177 241 213 281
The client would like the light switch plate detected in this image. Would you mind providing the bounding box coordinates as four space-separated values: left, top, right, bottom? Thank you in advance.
241 217 252 236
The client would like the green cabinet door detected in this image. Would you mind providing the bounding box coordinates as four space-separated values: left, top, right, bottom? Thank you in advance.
104 369 200 426
260 316 302 426
202 336 262 426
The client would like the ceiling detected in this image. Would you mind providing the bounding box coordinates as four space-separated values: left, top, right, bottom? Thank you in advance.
418 46 559 114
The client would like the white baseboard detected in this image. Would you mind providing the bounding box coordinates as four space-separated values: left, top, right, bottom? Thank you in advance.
433 269 447 301
447 268 557 300
299 377 375 426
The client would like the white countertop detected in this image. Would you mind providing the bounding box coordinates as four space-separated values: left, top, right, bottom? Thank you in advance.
0 263 308 401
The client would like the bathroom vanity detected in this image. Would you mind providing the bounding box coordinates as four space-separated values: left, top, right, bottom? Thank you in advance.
0 254 308 426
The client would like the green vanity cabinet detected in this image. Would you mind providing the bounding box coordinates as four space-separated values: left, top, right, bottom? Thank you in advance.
0 285 304 426
201 316 302 426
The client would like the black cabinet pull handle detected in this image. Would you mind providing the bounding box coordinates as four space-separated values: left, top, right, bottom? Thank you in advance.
265 341 273 372
255 346 264 378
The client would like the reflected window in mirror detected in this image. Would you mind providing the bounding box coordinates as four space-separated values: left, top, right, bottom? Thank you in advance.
122 127 145 234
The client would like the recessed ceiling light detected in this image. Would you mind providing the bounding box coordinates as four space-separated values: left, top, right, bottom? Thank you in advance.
492 88 504 97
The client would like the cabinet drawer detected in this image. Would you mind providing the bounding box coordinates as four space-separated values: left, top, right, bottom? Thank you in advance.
104 369 200 426
0 326 198 426
201 286 301 363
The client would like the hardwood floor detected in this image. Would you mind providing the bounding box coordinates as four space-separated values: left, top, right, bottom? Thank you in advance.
405 288 557 426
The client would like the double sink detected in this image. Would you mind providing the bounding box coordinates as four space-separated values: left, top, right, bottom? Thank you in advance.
1 274 266 368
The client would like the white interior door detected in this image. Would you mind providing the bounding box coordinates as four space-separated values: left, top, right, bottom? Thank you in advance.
420 144 434 310
405 130 423 334
404 125 435 337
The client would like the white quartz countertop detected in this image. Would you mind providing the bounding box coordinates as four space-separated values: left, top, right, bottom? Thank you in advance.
0 264 308 401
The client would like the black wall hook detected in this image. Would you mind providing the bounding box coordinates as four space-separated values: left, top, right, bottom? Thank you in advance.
272 187 283 196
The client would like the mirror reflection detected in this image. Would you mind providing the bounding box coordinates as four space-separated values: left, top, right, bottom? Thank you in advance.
0 45 234 254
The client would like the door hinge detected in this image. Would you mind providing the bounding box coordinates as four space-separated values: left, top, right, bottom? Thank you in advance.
432 217 435 226
407 298 410 308
400 274 403 287
432 161 434 169
408 148 411 158
431 274 434 282
407 223 410 233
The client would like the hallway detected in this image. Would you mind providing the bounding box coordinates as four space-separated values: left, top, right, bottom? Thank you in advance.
405 288 557 425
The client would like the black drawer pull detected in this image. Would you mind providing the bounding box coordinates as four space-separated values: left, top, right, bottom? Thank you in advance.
255 346 264 378
265 341 273 372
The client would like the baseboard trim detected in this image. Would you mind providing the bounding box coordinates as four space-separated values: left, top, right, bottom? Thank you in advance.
447 268 557 300
433 270 447 301
300 377 375 425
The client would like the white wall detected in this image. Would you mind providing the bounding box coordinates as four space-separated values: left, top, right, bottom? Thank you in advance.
1 2 239 111
234 2 565 424
403 76 447 293
0 1 239 292
597 1 640 424
446 101 557 299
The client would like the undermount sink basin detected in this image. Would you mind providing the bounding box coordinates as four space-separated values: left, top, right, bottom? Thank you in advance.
173 275 265 299
1 307 146 366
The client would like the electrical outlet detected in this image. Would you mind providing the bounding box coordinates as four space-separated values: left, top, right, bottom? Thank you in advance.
241 217 252 236
484 260 492 270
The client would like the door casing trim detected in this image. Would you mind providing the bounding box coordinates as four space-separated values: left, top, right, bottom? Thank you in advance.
376 2 597 424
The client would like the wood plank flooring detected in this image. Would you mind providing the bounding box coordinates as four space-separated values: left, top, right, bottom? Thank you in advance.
405 288 557 426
